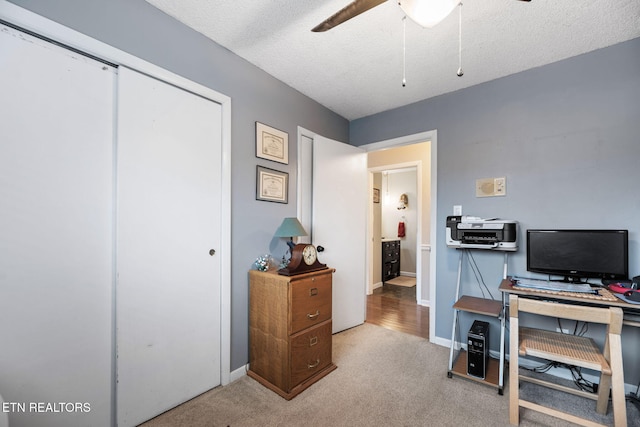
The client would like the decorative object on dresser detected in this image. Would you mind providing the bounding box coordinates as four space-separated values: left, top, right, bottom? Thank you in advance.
278 243 327 276
248 269 337 399
274 217 308 250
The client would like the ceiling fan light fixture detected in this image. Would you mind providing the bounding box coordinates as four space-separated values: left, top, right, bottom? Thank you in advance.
399 0 462 28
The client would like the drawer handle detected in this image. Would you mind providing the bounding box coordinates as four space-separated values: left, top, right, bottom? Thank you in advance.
307 310 320 319
308 358 320 369
309 336 318 346
309 287 318 296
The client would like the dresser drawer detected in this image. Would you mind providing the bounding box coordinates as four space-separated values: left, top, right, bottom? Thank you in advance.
290 320 332 386
290 274 331 334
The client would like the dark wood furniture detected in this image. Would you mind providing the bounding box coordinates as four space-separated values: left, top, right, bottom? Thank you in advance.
248 269 336 400
382 239 400 282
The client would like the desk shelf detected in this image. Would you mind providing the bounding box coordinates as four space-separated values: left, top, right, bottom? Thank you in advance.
447 250 509 395
453 295 503 317
449 350 503 389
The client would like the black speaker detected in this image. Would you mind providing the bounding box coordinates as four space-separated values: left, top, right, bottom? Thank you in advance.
467 320 490 379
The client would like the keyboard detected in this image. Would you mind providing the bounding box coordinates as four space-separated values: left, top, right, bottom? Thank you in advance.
511 277 596 294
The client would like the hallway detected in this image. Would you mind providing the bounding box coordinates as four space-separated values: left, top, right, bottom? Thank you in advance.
366 283 429 339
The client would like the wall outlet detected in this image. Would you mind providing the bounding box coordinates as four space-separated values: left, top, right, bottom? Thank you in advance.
453 205 462 216
556 327 570 335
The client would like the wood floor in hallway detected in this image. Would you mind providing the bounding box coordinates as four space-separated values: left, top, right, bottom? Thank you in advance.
366 283 429 339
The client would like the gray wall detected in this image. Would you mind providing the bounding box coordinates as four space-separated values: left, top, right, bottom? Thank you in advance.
8 0 640 389
7 0 349 373
351 37 640 384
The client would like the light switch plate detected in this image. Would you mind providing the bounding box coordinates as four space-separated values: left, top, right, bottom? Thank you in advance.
494 177 506 196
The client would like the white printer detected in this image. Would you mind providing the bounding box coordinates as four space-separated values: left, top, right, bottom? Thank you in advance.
446 215 518 251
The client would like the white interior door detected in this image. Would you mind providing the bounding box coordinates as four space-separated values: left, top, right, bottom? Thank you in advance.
312 136 367 333
0 24 115 427
116 67 222 426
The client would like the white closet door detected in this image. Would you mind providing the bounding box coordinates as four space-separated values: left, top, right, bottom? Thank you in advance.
116 67 222 426
0 24 115 427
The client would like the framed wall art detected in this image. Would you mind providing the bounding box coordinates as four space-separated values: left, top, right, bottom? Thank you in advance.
256 122 288 164
256 165 288 204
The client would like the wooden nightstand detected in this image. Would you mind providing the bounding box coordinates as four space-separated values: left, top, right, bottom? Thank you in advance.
248 268 337 399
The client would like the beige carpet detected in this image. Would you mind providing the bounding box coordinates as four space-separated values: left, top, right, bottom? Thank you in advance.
384 275 416 287
140 323 638 427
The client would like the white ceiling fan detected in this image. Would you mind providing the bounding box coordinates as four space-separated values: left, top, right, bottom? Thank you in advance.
312 0 531 32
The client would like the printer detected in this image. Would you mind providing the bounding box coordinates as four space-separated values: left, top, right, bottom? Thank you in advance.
446 216 518 251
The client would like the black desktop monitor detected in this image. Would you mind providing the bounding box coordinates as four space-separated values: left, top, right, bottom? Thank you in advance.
526 229 628 283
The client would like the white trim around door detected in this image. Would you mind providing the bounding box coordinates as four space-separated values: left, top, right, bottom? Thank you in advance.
360 130 438 344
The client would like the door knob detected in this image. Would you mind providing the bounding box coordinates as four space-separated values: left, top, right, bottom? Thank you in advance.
209 249 216 256
317 246 325 252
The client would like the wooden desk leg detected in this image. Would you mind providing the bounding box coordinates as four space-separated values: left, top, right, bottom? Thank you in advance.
509 298 520 425
609 334 627 427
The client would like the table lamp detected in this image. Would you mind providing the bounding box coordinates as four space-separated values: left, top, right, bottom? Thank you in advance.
274 217 308 250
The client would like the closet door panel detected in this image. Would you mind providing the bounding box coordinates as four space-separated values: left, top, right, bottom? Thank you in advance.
0 24 115 427
116 67 222 426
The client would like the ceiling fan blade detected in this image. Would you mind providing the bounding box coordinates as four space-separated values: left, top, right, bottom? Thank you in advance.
312 0 387 32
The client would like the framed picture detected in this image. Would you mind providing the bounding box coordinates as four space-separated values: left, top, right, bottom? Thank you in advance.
256 165 288 203
373 188 380 203
256 122 288 164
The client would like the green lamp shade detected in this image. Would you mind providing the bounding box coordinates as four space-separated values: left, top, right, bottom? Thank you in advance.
274 217 308 238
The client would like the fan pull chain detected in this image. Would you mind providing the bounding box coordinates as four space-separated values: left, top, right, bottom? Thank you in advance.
457 2 464 77
402 16 407 87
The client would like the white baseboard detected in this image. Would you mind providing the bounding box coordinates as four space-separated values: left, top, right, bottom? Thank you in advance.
229 364 248 383
400 271 416 278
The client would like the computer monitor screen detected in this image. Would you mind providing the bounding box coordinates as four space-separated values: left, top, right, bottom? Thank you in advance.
526 229 628 282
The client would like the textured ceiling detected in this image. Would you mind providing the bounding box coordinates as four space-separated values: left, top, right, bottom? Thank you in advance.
145 0 640 120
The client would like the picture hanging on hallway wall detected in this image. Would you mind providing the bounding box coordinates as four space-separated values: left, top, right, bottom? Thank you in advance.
373 188 380 203
256 121 288 164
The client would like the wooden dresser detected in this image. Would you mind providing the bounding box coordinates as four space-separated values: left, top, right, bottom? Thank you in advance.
382 239 400 282
248 268 337 400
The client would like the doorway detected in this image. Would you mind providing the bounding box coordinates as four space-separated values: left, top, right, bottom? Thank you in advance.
374 168 418 290
367 167 429 338
297 128 437 342
362 133 437 342
366 154 427 338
